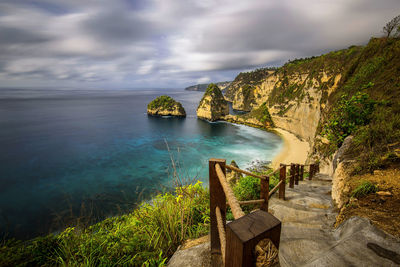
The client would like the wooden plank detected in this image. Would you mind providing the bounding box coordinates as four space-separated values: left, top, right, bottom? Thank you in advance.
228 199 265 205
215 163 245 219
225 164 266 180
260 176 269 211
209 158 226 263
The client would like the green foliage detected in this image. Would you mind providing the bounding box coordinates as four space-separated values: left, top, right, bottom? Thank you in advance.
233 176 260 201
148 95 181 110
322 91 375 148
351 181 378 198
0 181 209 267
349 104 400 173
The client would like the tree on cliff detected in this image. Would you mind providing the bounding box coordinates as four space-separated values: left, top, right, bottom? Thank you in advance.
382 14 400 37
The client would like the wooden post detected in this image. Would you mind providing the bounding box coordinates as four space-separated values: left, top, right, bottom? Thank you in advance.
294 164 299 185
279 164 286 200
290 164 295 188
260 176 269 212
225 210 281 267
209 158 227 262
300 165 304 181
317 163 320 173
309 164 314 180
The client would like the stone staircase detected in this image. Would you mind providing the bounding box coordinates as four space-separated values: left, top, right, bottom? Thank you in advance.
269 173 400 266
168 173 400 266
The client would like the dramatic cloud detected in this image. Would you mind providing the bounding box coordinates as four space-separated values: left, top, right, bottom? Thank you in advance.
0 0 399 88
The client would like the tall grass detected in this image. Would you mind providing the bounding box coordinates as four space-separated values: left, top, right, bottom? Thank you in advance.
0 181 209 266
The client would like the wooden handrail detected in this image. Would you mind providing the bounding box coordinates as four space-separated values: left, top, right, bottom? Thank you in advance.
227 199 265 206
269 180 283 197
225 164 267 180
216 206 226 265
215 163 245 219
210 159 320 267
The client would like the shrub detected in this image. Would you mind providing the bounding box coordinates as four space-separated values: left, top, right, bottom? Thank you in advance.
351 181 378 198
323 91 375 148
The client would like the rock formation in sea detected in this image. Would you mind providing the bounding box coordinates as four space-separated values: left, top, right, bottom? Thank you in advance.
147 95 186 117
196 83 229 121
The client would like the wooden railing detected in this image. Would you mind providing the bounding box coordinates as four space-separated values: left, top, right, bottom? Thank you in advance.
209 158 319 267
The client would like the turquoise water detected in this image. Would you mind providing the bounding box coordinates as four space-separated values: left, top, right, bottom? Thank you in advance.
0 89 282 239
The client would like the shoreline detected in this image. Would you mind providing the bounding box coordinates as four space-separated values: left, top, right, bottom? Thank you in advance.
271 128 310 170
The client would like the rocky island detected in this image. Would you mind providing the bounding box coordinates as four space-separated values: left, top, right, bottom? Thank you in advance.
196 83 229 121
147 95 186 117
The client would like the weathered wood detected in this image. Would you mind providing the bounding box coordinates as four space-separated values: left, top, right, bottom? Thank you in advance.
309 164 315 180
215 163 245 219
225 164 267 180
209 158 226 262
289 164 295 188
295 164 299 185
235 199 265 205
300 165 304 181
279 164 286 200
260 176 269 211
269 180 283 197
215 206 226 265
225 210 281 267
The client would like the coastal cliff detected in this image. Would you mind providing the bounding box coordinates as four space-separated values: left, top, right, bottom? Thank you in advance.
223 37 400 212
196 83 229 121
147 95 186 117
185 81 231 92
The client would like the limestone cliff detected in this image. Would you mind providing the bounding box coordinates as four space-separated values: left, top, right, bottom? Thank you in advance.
197 84 229 121
147 95 186 117
225 38 400 180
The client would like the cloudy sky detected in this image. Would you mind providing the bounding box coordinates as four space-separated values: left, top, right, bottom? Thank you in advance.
0 0 399 89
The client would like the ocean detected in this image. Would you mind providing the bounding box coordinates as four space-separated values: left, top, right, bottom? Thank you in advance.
0 88 282 239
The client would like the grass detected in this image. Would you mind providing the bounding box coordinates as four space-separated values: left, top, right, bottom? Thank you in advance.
0 181 209 267
351 181 378 199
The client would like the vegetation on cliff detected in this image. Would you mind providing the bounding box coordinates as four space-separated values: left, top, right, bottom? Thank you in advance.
0 182 209 266
317 37 400 173
147 95 186 117
185 81 231 92
196 83 229 121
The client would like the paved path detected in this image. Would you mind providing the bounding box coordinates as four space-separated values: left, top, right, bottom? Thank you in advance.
269 174 400 267
169 174 400 266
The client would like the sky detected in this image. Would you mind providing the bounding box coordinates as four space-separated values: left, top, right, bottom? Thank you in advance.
0 0 399 89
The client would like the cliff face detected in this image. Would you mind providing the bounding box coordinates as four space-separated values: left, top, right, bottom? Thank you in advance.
226 47 362 147
226 38 400 178
185 81 231 92
197 84 229 121
224 102 274 129
147 95 186 117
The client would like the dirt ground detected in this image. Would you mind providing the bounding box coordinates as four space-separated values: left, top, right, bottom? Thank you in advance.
335 168 400 238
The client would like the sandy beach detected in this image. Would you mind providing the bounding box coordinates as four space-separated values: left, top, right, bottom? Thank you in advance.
271 128 310 169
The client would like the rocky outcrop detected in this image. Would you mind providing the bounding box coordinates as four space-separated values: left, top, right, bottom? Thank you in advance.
185 81 231 92
197 84 229 121
331 136 355 208
147 95 186 117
